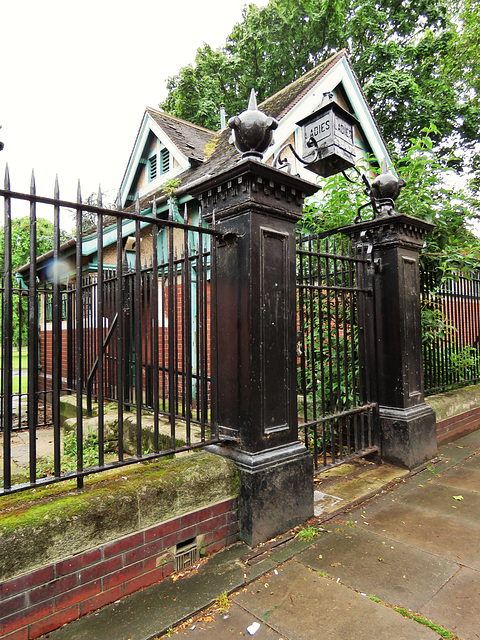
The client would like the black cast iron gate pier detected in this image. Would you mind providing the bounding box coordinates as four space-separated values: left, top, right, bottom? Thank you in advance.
296 229 378 471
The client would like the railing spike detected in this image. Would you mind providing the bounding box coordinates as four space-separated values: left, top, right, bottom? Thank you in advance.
97 185 103 207
4 163 10 189
115 190 121 210
183 202 188 224
152 197 157 218
77 180 82 204
54 174 60 199
135 192 140 215
30 169 36 194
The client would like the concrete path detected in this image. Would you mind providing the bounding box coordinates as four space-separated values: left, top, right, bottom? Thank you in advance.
43 430 480 640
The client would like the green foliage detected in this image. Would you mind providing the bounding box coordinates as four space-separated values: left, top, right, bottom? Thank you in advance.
296 525 321 541
0 217 72 347
160 0 479 173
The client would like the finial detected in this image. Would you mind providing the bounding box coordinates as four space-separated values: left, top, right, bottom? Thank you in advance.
228 88 278 160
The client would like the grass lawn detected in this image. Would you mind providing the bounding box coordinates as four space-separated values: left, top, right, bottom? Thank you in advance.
0 348 29 393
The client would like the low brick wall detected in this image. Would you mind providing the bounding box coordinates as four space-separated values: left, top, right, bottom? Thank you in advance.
426 383 480 444
0 453 240 640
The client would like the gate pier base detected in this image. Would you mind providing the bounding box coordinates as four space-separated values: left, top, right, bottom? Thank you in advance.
379 405 437 470
206 442 313 547
191 160 317 547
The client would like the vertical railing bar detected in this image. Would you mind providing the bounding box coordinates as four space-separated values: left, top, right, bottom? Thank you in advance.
174 247 179 419
75 183 84 488
96 192 104 467
168 202 176 447
116 212 124 461
210 208 218 440
3 166 13 490
66 284 74 390
52 177 62 477
183 204 192 444
161 254 166 412
134 196 143 456
28 171 39 484
197 210 206 440
332 242 343 457
152 200 160 452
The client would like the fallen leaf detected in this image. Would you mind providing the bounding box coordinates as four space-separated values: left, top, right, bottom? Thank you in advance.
453 495 464 501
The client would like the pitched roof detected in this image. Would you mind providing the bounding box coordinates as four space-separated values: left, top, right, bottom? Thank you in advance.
258 49 347 120
145 107 215 164
178 50 348 192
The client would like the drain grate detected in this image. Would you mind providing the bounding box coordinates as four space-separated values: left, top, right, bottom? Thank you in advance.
174 537 198 572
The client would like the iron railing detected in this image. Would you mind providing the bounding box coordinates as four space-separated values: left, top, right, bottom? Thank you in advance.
296 230 378 471
421 263 480 394
1 169 220 495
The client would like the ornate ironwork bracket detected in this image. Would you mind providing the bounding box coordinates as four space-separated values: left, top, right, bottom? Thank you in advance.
272 139 322 175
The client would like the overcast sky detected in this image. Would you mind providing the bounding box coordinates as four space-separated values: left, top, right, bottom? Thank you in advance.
1 0 269 212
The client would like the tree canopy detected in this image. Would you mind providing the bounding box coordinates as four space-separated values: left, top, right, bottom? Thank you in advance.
161 0 479 172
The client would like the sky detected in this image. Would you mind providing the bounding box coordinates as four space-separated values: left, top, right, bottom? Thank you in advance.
1 0 269 217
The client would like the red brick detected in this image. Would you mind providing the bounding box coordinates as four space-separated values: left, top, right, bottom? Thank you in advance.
79 585 124 616
204 539 228 556
180 507 212 529
163 525 197 549
55 579 101 611
144 523 164 542
124 539 163 566
29 574 78 606
28 604 79 639
159 517 181 537
1 567 54 600
56 549 101 577
212 500 233 516
103 532 144 559
0 627 28 640
79 555 123 584
214 522 239 542
102 561 144 591
162 563 174 579
0 594 26 618
2 601 54 635
123 567 164 596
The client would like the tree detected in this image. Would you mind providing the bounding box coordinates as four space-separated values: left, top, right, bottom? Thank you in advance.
160 0 479 172
0 217 71 347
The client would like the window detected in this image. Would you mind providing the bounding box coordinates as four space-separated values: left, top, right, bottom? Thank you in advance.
160 147 170 174
148 154 157 181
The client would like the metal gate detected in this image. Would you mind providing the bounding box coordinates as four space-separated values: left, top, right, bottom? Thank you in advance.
296 229 378 471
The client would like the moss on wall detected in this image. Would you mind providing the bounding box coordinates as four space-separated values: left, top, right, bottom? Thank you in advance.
426 383 480 423
0 452 239 580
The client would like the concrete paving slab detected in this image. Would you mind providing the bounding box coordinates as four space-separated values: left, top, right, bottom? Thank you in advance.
450 430 480 448
324 465 408 505
45 543 249 640
438 443 477 464
232 559 439 640
167 602 282 638
296 527 458 611
421 566 480 640
396 481 480 524
364 502 480 569
460 451 480 469
433 464 480 492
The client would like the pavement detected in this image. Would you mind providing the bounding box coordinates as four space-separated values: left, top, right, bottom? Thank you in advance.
43 430 480 640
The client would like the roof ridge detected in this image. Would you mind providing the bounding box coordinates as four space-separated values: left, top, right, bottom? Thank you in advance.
146 107 216 135
259 49 348 120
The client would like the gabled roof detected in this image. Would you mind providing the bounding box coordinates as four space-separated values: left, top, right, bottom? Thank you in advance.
145 108 216 164
259 50 346 120
123 49 392 211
